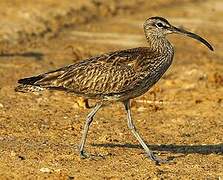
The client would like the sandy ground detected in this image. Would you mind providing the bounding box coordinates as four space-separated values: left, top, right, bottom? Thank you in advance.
0 0 222 179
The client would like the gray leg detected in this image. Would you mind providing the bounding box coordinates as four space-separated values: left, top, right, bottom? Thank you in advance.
79 103 102 158
124 100 167 164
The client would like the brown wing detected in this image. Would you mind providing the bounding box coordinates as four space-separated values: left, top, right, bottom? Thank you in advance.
18 47 158 96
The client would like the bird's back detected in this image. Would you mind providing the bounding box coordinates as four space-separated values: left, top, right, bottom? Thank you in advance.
16 47 173 101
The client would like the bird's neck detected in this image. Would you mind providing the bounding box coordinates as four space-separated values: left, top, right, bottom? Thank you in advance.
145 32 173 53
138 32 174 75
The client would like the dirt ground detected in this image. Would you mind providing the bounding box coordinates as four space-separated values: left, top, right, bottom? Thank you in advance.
0 0 222 179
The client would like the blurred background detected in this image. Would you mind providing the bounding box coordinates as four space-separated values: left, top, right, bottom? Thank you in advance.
0 0 222 179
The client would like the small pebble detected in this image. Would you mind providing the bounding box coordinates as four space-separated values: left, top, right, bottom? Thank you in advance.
137 106 147 112
18 155 25 160
10 151 16 157
40 167 52 173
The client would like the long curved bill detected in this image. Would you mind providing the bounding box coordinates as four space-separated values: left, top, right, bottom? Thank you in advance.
171 26 214 51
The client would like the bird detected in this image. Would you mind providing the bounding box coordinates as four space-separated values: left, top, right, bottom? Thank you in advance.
15 16 214 164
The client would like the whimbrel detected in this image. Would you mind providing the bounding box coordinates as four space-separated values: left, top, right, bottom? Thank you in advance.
15 17 213 164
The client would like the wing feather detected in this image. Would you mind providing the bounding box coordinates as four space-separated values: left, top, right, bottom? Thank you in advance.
17 47 158 96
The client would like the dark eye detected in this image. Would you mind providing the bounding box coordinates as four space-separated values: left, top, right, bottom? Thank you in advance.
156 22 164 28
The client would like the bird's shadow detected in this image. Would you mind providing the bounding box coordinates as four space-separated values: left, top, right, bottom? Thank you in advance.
92 143 223 157
0 51 44 61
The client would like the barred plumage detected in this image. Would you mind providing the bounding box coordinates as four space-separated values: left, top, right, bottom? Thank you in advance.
16 17 213 164
16 47 171 100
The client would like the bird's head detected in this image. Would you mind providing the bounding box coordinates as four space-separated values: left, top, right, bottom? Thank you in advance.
144 16 214 51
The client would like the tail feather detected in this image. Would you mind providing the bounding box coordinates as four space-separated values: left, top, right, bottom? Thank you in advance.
16 67 69 93
16 74 46 92
15 84 44 92
17 75 45 85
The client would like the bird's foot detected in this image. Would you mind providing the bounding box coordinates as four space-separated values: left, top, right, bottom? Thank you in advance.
79 151 106 160
79 150 90 159
147 151 169 165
